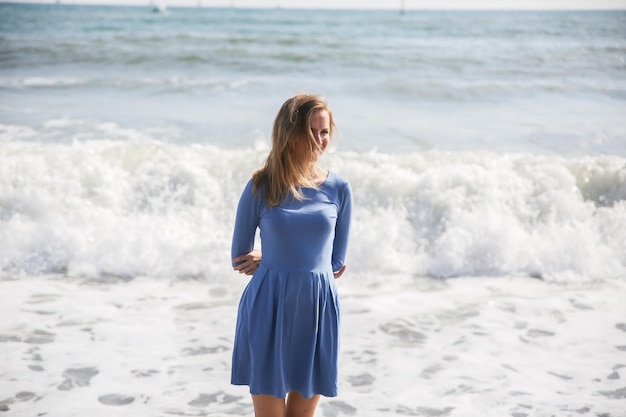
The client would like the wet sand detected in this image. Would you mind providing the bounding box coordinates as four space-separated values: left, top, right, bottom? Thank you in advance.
1 275 624 416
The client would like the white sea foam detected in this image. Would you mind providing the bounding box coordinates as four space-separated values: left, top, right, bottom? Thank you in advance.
1 139 624 283
0 123 38 141
0 76 253 95
1 274 624 416
2 7 625 416
0 77 85 89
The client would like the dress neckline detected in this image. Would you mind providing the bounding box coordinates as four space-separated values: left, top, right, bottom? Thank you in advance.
316 169 331 185
303 170 330 188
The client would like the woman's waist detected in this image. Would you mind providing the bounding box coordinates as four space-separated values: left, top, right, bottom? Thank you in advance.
258 259 333 274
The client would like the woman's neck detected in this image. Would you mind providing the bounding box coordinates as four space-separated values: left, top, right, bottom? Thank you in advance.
307 164 328 185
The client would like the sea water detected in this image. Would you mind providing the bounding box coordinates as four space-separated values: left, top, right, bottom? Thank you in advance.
1 4 626 417
1 4 625 281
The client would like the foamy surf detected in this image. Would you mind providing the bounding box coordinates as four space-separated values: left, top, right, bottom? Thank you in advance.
1 6 625 415
1 275 624 416
1 139 624 283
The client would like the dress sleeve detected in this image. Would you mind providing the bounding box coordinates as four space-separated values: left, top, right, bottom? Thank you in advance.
231 180 261 267
331 180 353 272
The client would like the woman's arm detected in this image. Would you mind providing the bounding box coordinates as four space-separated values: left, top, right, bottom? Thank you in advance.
231 181 262 275
331 180 353 278
232 249 262 276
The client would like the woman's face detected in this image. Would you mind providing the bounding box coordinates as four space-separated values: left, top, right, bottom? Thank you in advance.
295 109 330 164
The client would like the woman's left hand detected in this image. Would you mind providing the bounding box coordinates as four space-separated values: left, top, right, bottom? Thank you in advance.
333 265 347 279
232 250 262 276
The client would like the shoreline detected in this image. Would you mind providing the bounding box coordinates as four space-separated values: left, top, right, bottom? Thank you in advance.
1 274 624 416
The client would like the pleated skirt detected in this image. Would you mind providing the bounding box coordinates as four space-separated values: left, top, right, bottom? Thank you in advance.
231 263 341 398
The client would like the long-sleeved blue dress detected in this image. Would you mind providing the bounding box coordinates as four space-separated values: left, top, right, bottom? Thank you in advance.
230 171 352 399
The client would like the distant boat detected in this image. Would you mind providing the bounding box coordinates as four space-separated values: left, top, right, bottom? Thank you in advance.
151 1 168 14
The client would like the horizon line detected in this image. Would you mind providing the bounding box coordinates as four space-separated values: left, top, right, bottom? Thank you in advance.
2 0 625 11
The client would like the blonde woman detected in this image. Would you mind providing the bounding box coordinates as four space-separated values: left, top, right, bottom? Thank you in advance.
230 93 352 417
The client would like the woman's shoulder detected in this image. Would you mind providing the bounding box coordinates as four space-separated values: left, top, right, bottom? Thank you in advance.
326 171 351 188
240 178 267 201
241 178 255 195
324 171 352 199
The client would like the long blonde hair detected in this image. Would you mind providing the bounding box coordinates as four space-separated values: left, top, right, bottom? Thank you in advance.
252 93 335 207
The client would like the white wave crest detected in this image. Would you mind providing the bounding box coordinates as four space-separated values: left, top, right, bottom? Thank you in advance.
0 140 624 283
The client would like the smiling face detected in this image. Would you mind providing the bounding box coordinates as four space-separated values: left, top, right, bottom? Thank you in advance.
295 109 331 165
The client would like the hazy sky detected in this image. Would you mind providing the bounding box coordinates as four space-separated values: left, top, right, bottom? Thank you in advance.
7 0 626 9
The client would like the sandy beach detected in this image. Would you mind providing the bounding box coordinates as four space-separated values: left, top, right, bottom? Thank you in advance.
1 274 624 417
2 5 625 417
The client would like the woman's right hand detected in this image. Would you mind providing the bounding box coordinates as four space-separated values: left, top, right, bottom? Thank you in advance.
232 250 262 276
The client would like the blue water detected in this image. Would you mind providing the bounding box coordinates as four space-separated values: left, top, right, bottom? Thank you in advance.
1 4 625 281
2 4 625 153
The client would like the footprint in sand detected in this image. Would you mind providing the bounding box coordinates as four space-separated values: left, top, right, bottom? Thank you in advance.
131 369 159 378
0 391 42 413
23 329 56 344
526 329 555 337
188 391 242 408
379 320 426 344
597 386 626 399
182 345 228 355
395 405 454 416
57 367 99 391
321 400 357 417
98 394 135 406
421 364 444 379
0 334 21 343
608 364 625 380
607 371 620 379
347 373 375 386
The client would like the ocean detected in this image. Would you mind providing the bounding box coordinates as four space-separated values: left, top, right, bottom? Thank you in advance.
1 4 625 417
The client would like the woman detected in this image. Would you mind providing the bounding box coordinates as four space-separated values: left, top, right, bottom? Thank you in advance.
230 93 352 417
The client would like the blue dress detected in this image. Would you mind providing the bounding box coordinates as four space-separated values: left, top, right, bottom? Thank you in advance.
230 171 352 399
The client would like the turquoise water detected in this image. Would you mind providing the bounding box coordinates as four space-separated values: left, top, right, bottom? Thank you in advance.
1 9 625 417
1 4 625 281
2 4 625 153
